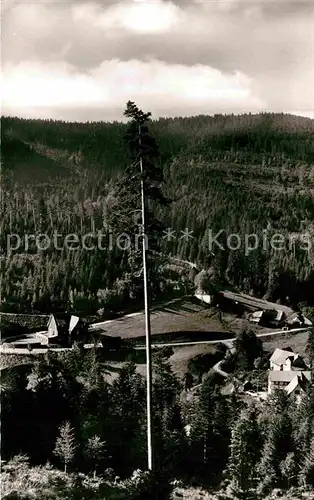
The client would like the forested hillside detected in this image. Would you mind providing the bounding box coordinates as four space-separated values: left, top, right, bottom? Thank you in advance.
2 340 314 499
1 112 314 314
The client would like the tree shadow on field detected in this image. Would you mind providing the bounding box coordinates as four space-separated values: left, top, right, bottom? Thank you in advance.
131 330 235 346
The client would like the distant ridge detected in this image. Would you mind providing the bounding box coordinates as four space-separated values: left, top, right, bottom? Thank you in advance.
2 111 314 131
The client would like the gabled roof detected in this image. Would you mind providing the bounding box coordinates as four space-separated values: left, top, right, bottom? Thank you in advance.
288 311 303 319
251 310 264 318
285 372 311 395
270 348 298 366
69 315 80 334
286 312 312 325
48 314 67 326
47 314 59 338
47 314 75 336
291 354 308 370
304 317 313 326
274 310 285 321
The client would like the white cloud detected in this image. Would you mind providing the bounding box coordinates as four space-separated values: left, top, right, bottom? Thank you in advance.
2 62 103 108
72 0 183 34
1 59 265 120
2 0 313 120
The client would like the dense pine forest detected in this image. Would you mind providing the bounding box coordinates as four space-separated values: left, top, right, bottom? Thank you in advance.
1 112 314 317
2 110 314 500
2 335 314 499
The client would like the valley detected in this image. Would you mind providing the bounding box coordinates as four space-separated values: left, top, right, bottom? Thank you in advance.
1 110 314 500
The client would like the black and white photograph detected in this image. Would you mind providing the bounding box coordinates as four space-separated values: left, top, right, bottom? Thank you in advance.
1 0 314 498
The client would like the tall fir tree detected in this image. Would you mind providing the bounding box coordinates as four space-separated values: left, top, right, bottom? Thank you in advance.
228 407 262 499
257 390 295 493
189 372 230 481
152 351 185 472
299 436 314 488
107 101 170 299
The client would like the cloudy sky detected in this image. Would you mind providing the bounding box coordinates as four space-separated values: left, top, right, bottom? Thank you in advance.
2 0 314 122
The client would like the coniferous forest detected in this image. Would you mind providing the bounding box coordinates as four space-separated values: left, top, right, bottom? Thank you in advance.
2 337 314 499
1 108 314 499
1 111 314 317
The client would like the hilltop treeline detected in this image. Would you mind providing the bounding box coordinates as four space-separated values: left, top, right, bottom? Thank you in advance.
1 112 314 314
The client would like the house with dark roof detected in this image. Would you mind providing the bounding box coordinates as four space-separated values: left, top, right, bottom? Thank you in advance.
36 314 87 347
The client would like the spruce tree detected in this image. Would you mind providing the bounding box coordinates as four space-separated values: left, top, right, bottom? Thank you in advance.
280 452 298 488
111 360 146 469
293 386 314 461
258 391 294 493
257 437 278 493
85 435 107 479
228 408 262 498
152 351 184 472
108 101 170 299
189 372 230 481
234 328 263 373
299 436 314 488
54 421 77 473
189 374 215 471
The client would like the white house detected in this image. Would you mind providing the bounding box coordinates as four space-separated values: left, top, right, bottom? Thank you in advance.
37 314 82 346
268 347 311 397
269 348 307 371
268 370 311 396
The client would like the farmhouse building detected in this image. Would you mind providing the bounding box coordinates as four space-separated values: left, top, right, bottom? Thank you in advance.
268 370 311 396
36 314 86 346
269 348 307 371
268 347 311 397
249 309 285 327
